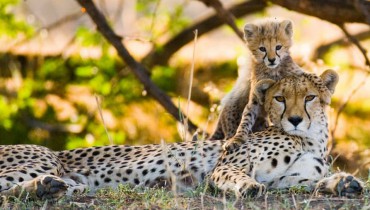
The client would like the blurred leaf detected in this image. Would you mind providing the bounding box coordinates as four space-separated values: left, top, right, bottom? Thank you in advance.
76 26 104 47
76 65 99 77
0 0 33 37
151 66 176 92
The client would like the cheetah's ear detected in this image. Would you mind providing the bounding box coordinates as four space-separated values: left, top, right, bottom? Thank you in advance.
244 23 258 40
320 69 339 94
255 79 276 105
280 20 293 38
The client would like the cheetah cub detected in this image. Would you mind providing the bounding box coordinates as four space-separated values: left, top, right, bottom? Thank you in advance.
210 19 304 148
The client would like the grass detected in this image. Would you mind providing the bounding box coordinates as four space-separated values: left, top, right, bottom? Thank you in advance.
1 183 369 210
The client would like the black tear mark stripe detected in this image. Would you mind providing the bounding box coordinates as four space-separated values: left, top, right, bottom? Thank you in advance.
280 101 286 121
275 49 281 58
304 101 311 120
304 101 312 129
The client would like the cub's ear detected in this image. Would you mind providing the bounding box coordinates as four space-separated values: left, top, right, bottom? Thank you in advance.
255 79 276 105
244 23 258 40
320 69 339 94
280 19 293 38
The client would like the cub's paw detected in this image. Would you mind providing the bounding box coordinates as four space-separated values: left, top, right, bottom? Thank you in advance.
238 182 266 198
316 172 363 198
35 175 68 200
222 137 244 152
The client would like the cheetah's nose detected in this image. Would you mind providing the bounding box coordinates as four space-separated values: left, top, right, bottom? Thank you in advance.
288 116 303 127
268 58 276 63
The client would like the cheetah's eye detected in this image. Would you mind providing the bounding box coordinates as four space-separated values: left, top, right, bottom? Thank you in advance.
274 96 285 102
305 95 316 102
259 47 266 52
276 45 282 50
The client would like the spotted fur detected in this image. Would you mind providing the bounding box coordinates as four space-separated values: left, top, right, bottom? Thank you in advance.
0 72 363 200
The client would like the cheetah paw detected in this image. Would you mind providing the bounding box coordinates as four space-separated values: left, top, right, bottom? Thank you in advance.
223 137 244 152
35 175 68 200
239 182 266 198
316 172 363 198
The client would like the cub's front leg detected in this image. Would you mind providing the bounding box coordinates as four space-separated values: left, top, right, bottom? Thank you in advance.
210 165 265 198
223 96 261 151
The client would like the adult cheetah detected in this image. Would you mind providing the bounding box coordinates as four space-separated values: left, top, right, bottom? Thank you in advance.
0 70 363 200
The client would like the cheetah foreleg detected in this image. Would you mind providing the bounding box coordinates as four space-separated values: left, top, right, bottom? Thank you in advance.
210 165 265 198
1 175 68 200
223 96 261 151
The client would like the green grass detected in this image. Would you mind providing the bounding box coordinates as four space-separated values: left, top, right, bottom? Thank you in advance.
1 183 370 210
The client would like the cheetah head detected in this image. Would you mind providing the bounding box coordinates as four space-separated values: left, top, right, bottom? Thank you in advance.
244 19 292 69
255 70 339 137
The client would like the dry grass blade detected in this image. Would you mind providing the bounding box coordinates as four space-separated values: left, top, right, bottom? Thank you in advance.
292 194 298 209
184 30 198 141
95 94 114 145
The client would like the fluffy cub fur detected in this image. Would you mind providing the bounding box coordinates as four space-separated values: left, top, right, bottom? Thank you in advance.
210 19 304 148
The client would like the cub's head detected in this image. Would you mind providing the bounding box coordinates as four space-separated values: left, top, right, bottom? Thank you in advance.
244 19 293 69
255 70 339 138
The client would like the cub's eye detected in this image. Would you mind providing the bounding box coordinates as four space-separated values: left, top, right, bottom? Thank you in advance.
276 45 282 50
274 96 285 102
259 47 266 52
305 95 316 102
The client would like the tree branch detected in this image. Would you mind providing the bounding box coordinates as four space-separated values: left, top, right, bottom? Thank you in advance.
269 0 370 25
75 0 198 133
338 24 370 67
199 0 244 40
143 0 266 67
312 30 370 62
354 0 370 25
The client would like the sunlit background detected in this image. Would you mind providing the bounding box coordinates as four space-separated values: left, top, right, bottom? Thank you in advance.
0 0 369 176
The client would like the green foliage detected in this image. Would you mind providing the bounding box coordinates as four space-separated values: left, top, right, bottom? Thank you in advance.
151 66 177 93
136 0 190 40
0 0 33 37
75 26 104 47
323 45 351 69
38 59 70 83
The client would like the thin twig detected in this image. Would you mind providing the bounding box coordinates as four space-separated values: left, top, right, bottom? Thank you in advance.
95 95 114 145
199 0 244 40
148 0 161 42
330 75 369 151
338 24 370 67
9 11 84 50
184 30 198 141
330 23 370 151
112 0 124 25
